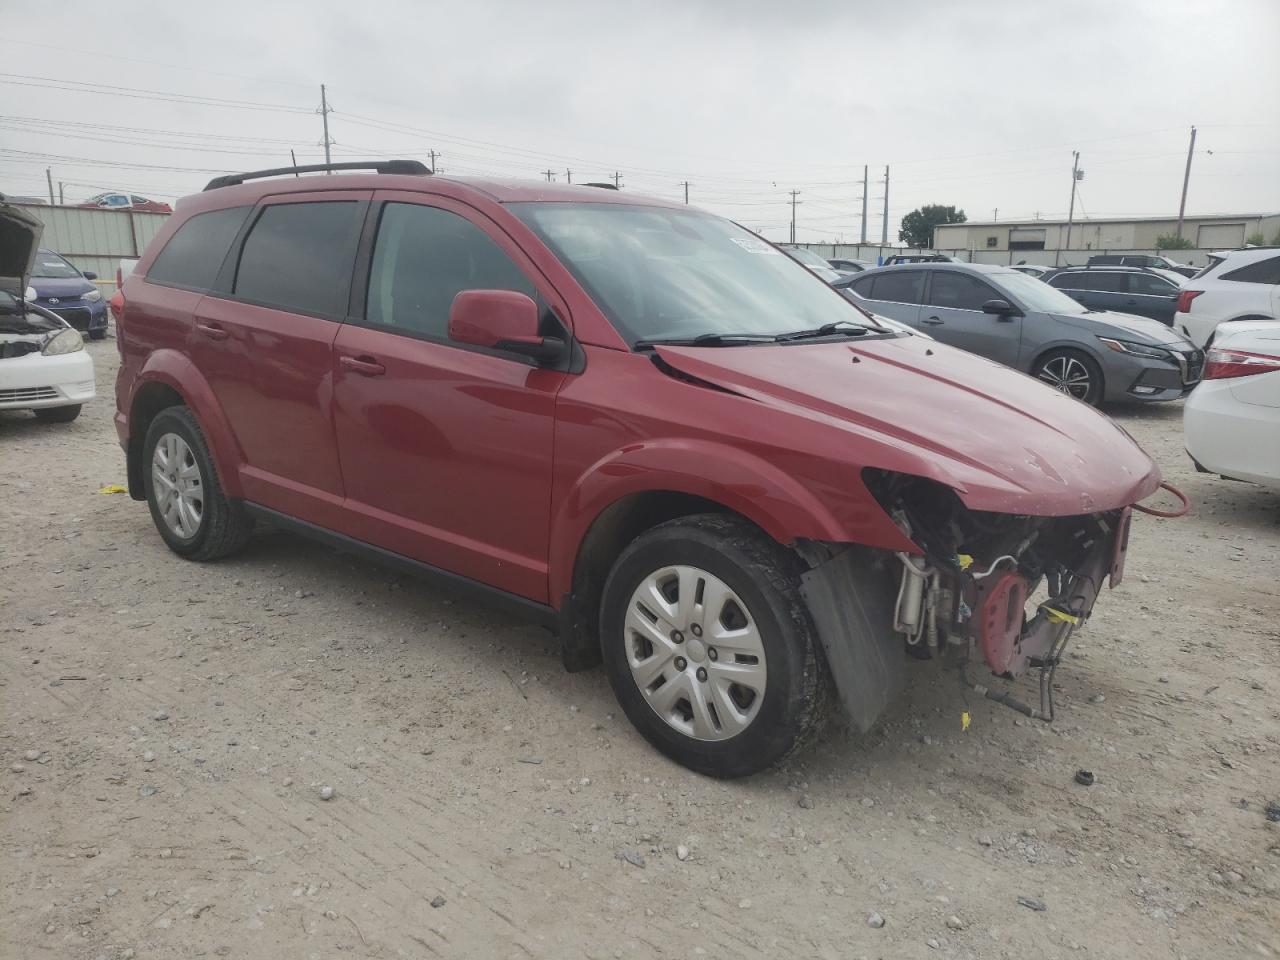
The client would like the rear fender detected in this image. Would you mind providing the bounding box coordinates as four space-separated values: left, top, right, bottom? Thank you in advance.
129 349 244 497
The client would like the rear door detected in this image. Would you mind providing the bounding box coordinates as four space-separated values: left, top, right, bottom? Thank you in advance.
1063 270 1128 312
919 270 1021 365
191 190 369 527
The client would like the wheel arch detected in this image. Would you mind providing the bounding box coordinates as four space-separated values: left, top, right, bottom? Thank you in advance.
125 350 243 501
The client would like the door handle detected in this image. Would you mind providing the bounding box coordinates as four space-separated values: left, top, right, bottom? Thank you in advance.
340 355 386 377
922 316 945 325
195 320 228 341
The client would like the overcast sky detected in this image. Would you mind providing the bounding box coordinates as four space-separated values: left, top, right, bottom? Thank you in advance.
3 0 1278 243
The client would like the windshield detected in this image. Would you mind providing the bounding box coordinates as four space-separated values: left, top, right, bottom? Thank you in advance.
992 270 1088 314
511 202 877 344
31 250 83 280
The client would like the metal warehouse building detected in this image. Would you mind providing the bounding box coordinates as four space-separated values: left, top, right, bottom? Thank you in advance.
934 212 1280 257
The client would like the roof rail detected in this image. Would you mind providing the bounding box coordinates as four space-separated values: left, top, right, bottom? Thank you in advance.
581 182 619 190
204 160 431 191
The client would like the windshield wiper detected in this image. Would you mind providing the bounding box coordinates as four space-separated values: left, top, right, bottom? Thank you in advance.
634 332 779 349
774 321 871 342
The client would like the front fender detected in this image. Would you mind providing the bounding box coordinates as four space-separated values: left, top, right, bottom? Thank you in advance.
547 437 914 601
131 350 244 497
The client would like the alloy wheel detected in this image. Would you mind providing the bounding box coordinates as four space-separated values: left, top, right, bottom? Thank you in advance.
624 565 768 741
1036 354 1093 399
152 432 204 539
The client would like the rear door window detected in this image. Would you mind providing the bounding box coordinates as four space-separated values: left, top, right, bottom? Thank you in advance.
234 201 363 317
1129 273 1177 296
870 270 924 304
147 206 252 292
848 274 876 298
924 271 998 310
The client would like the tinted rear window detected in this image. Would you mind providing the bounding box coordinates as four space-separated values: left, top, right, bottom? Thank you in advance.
147 206 251 291
234 202 362 317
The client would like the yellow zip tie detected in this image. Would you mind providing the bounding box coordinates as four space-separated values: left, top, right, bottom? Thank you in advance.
1042 606 1080 626
98 484 127 494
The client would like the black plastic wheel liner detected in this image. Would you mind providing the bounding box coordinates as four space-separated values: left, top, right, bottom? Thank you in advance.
799 546 903 732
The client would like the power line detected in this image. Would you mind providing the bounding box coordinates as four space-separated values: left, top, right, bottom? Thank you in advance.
0 72 311 113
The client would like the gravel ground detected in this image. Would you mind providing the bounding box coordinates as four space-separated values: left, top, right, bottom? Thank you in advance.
2 337 1278 960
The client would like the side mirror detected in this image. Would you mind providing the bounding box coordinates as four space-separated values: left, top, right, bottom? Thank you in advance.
449 289 565 364
82 271 98 280
982 298 1020 317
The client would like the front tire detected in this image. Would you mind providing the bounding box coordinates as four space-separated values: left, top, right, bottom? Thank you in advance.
1034 348 1104 406
33 404 81 423
600 514 829 778
142 406 253 560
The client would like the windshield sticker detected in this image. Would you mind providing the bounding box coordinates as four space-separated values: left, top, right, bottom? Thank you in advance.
730 237 782 255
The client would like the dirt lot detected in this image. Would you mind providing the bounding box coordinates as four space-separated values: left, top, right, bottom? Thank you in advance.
2 337 1277 960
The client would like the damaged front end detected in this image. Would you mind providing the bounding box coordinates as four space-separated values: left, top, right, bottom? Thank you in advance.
865 469 1131 722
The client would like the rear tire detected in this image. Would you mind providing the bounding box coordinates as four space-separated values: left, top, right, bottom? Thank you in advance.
1033 348 1104 407
89 328 107 341
142 406 253 561
33 404 81 423
600 514 829 778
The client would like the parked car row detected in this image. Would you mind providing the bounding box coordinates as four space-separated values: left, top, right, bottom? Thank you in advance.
836 262 1201 406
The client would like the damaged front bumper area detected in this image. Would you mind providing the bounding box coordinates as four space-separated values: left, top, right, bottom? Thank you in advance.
800 470 1132 731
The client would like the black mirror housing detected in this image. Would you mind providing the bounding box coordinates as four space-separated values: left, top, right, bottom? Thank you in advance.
982 298 1019 316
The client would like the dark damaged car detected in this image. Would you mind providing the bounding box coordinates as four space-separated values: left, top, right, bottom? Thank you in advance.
114 163 1164 777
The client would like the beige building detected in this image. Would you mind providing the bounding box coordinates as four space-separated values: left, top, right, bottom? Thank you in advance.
934 212 1280 256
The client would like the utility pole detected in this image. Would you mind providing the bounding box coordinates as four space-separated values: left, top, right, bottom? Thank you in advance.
612 171 623 189
428 149 439 172
860 165 869 244
881 166 890 245
290 149 299 175
1175 125 1197 243
1058 151 1081 266
681 181 690 204
993 207 998 222
788 190 802 244
542 169 556 182
318 84 334 168
46 167 54 205
565 169 572 183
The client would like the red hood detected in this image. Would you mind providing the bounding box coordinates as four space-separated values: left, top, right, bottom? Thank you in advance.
656 336 1161 516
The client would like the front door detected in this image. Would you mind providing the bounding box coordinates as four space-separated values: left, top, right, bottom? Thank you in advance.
330 194 569 602
919 270 1022 366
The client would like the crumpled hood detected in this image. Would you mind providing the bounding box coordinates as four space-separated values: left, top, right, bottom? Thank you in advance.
656 335 1161 516
1064 310 1193 348
0 199 42 298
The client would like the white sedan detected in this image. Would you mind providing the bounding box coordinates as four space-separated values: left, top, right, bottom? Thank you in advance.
1 292 95 423
1184 320 1280 488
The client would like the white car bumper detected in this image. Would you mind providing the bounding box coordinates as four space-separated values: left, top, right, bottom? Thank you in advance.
0 350 96 410
1184 377 1280 488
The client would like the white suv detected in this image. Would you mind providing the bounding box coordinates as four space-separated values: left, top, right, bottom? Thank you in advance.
1176 248 1280 347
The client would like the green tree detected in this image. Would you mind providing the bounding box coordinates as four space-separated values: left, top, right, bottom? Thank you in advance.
1154 234 1194 250
898 205 966 248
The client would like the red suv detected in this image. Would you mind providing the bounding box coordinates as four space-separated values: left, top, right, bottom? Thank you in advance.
114 161 1159 777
